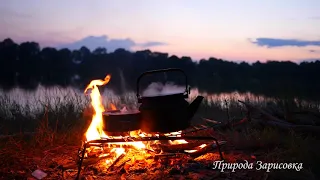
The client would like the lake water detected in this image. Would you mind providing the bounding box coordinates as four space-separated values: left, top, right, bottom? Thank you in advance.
0 85 318 117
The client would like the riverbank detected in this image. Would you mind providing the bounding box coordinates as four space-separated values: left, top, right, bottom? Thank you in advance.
0 95 319 179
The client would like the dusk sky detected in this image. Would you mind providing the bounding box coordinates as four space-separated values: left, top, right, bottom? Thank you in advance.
1 0 320 62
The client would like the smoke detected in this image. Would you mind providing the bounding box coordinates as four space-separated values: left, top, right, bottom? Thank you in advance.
142 82 185 97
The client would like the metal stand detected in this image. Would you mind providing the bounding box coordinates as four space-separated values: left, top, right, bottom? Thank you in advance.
75 136 224 180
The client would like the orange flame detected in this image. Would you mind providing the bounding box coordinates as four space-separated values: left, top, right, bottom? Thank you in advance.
84 74 146 161
110 103 117 110
84 75 111 141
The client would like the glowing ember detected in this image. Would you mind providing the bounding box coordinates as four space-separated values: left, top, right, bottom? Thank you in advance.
164 131 189 144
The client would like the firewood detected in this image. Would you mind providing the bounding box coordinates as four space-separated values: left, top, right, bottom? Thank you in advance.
232 118 248 126
191 125 200 130
116 159 131 170
182 118 249 135
186 141 227 158
216 118 249 130
252 118 320 135
290 111 320 125
211 118 247 129
159 142 205 153
154 153 186 158
202 118 222 124
199 124 208 128
61 156 111 170
238 100 291 125
107 153 126 171
292 111 320 119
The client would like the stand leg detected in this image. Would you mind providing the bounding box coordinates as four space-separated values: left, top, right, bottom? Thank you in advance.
75 143 87 180
213 139 224 160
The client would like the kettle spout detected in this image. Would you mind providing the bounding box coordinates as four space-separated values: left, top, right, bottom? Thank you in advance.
187 96 204 119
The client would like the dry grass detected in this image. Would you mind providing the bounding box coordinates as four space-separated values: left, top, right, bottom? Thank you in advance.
0 92 319 179
0 93 88 178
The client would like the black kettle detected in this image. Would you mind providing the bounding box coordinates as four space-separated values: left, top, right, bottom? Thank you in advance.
136 68 204 133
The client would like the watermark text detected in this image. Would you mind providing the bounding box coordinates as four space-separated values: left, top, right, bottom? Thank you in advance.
212 160 303 172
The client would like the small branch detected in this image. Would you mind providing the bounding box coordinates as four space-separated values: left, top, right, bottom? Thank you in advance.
202 118 222 124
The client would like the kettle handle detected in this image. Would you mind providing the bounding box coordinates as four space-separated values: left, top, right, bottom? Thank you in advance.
136 68 190 100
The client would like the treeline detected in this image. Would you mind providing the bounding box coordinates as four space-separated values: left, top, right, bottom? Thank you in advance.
0 38 320 100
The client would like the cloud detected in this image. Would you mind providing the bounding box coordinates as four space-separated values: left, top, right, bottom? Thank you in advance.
309 49 320 53
58 35 167 51
0 7 33 19
139 41 168 47
249 38 320 48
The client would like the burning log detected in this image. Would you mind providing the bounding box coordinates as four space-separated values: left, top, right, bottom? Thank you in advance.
61 156 112 170
156 141 227 158
158 142 205 153
185 141 227 158
115 159 131 172
87 136 222 143
85 145 129 158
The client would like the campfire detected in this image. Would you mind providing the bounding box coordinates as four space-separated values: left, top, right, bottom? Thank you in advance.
76 69 224 179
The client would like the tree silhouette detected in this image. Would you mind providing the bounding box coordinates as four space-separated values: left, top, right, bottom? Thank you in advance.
0 38 319 100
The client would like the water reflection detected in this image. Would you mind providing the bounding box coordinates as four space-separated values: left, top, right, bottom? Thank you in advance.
0 85 318 115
